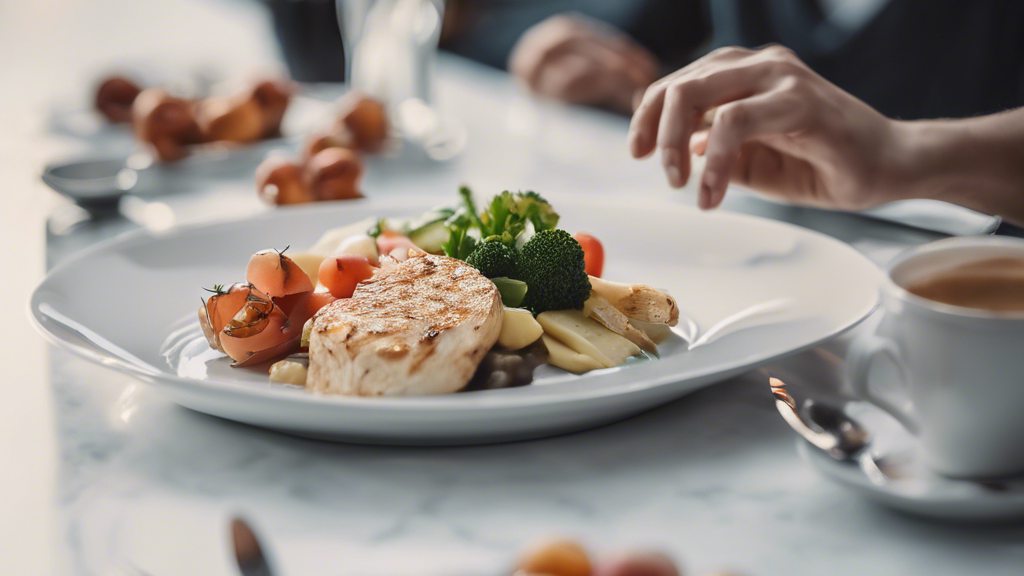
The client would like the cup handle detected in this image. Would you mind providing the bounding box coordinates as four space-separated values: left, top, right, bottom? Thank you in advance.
846 334 920 435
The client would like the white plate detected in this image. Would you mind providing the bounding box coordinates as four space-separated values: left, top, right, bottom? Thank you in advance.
30 195 882 445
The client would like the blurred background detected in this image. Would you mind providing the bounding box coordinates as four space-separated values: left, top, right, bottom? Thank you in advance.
2 1 1024 575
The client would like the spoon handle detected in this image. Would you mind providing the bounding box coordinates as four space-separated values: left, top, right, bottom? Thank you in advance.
769 378 840 453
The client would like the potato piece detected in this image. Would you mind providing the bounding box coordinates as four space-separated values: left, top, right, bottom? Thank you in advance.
589 276 679 326
288 252 327 286
584 295 658 354
308 218 377 256
269 360 307 387
541 335 602 374
498 307 544 350
300 317 314 348
537 310 640 368
336 234 380 266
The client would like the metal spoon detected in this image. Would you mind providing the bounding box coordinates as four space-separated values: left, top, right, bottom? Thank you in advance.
231 516 277 576
769 377 894 485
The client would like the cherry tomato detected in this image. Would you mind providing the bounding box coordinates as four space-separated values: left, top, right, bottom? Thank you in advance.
517 539 592 576
318 254 375 299
574 232 604 278
304 290 338 317
376 230 416 257
216 285 301 366
593 551 680 576
246 249 314 298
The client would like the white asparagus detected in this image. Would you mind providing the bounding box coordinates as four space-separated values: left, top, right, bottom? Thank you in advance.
588 276 679 326
583 296 658 354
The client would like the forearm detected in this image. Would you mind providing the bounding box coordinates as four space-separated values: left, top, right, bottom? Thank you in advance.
894 110 1024 226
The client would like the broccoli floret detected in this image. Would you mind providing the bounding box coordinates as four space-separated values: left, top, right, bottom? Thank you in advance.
466 238 519 278
518 229 591 314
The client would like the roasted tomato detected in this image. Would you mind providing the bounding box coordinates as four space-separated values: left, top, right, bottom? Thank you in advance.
376 230 416 257
196 95 265 144
318 254 375 299
132 88 202 162
305 147 364 201
255 157 312 206
249 79 293 138
302 129 356 160
335 92 387 153
217 285 302 366
304 290 338 317
246 249 315 298
95 76 142 123
198 282 256 352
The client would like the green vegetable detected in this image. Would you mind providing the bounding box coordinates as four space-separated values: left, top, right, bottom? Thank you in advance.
366 218 386 239
441 209 477 260
517 229 591 314
466 238 519 278
457 187 559 246
514 190 559 232
442 186 560 261
490 277 528 308
458 186 484 231
405 207 455 235
408 220 450 254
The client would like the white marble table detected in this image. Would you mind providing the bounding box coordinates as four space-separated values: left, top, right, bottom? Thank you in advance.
6 1 1024 575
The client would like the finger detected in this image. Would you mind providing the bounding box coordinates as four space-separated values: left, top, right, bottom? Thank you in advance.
655 64 775 187
632 88 646 112
538 53 602 103
699 89 808 209
733 142 821 203
589 32 659 85
628 46 752 158
528 36 640 101
510 21 586 90
689 130 709 155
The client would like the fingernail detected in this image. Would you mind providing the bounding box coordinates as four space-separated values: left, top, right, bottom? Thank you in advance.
630 133 646 156
662 149 682 186
704 169 718 187
699 183 712 209
667 165 682 187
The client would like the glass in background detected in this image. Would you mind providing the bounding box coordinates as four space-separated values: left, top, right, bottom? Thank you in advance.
337 0 465 160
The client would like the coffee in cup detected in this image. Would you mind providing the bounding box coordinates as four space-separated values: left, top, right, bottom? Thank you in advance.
847 237 1024 478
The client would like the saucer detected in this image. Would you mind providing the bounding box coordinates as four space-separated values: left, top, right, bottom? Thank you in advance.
798 402 1024 521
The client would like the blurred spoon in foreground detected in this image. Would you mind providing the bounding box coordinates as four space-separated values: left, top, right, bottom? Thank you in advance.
231 516 277 576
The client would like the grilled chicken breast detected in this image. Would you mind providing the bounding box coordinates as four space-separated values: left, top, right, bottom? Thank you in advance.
307 253 503 396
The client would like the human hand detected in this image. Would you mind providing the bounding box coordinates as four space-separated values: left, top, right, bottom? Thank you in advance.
629 45 907 211
510 14 659 113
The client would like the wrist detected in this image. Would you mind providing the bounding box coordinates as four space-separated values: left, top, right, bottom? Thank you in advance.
885 119 963 203
887 115 1024 223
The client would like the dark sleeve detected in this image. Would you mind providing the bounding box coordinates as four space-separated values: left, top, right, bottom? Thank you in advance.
441 0 710 70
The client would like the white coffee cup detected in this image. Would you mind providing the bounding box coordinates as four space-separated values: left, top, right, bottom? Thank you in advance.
847 236 1024 478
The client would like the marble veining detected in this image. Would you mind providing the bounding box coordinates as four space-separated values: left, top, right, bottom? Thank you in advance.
48 337 1024 575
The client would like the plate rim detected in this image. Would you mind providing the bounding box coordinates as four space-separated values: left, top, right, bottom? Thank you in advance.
29 196 882 411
